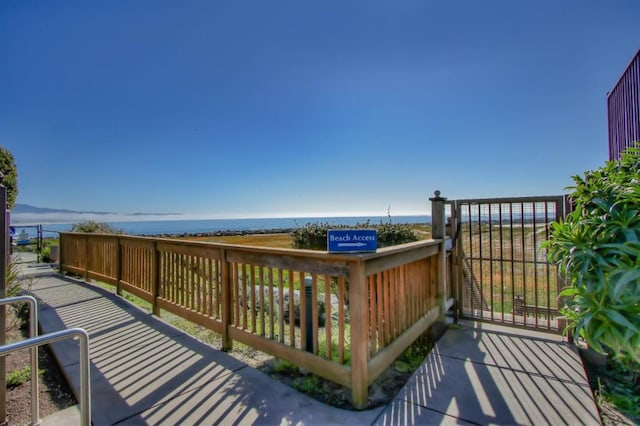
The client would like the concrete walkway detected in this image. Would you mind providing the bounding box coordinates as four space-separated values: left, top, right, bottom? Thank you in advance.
16 262 600 425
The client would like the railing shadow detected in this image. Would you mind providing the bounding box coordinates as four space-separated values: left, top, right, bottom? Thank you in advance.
374 323 600 425
32 273 382 425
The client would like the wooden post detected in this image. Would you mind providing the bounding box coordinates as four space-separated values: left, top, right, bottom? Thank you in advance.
349 259 369 409
430 190 448 317
448 203 463 321
84 234 90 282
221 250 233 351
151 242 161 316
0 173 8 424
58 233 65 275
115 238 122 296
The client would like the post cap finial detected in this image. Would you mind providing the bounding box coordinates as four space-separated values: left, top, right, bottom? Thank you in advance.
429 189 446 202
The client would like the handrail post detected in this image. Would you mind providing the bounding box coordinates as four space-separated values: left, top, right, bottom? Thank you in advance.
0 173 8 424
349 259 368 409
0 328 91 426
0 296 39 425
430 190 448 317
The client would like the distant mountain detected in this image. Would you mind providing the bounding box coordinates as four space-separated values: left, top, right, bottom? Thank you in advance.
13 204 114 215
12 204 180 216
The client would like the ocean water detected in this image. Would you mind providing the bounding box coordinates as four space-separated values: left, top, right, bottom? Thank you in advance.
15 215 431 238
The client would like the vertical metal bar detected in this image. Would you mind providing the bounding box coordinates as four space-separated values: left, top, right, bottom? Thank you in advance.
478 203 483 320
545 201 552 330
499 203 504 321
467 202 473 316
520 202 526 325
510 202 515 325
532 202 539 328
0 179 7 424
0 328 91 426
488 202 494 320
0 296 39 425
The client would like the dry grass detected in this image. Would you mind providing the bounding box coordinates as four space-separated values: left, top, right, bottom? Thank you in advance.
185 233 294 248
184 225 433 249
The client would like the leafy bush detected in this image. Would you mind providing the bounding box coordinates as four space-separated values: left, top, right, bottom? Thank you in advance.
544 146 640 363
70 221 123 234
40 241 58 263
291 221 418 250
375 222 419 248
0 146 18 209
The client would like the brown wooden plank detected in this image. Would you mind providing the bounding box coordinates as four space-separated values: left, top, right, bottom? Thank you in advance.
300 272 308 351
312 274 319 354
368 274 377 356
120 281 154 304
269 268 275 340
87 271 117 286
376 272 384 351
156 299 224 334
229 328 351 389
338 276 345 364
278 269 285 344
367 305 440 385
388 268 396 340
259 266 266 337
156 241 223 259
364 244 439 276
324 274 331 360
349 260 369 409
288 269 295 347
226 251 350 277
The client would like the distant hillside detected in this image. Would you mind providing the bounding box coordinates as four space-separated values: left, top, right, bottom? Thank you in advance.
13 204 114 215
13 204 179 216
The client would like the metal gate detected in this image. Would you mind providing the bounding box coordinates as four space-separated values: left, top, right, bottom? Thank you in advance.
450 196 568 332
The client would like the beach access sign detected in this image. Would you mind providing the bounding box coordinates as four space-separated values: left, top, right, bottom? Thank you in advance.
327 229 378 253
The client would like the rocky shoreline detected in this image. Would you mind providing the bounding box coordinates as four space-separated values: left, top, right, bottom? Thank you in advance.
143 227 295 239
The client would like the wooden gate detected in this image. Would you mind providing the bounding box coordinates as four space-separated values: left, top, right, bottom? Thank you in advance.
449 196 568 332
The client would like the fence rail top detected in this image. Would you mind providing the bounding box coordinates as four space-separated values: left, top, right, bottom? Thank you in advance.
60 232 442 262
452 195 565 205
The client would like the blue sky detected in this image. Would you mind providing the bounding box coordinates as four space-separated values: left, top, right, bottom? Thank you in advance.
1 1 639 219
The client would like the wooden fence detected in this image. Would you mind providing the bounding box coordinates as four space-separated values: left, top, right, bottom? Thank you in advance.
59 232 446 409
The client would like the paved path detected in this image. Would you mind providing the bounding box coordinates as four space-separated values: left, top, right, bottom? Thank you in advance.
18 265 600 425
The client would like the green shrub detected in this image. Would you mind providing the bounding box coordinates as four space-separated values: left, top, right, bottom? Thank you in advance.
544 145 640 363
70 221 123 234
0 146 18 209
39 240 59 263
291 221 418 250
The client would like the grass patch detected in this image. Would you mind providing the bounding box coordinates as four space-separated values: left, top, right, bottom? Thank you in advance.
6 366 43 389
186 233 293 248
594 358 640 422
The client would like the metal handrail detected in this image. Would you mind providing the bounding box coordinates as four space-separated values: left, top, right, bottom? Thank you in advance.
0 295 39 424
0 327 91 426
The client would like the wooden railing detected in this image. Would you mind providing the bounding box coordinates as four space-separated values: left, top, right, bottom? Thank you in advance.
59 232 446 409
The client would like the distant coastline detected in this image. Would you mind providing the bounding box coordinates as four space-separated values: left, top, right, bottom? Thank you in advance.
15 215 432 239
